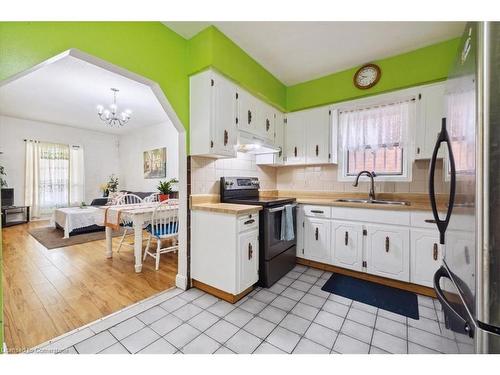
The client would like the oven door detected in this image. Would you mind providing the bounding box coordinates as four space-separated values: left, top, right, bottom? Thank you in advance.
263 204 297 260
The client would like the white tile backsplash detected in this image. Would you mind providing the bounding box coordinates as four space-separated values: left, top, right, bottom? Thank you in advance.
276 160 448 194
190 153 277 194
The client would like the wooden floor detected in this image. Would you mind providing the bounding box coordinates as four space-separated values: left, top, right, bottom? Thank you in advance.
1 220 178 351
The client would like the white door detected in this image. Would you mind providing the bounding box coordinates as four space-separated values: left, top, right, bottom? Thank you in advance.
410 229 441 287
213 75 237 156
238 230 259 292
304 217 331 263
366 225 410 282
304 106 331 164
285 111 306 165
237 89 259 136
331 220 363 271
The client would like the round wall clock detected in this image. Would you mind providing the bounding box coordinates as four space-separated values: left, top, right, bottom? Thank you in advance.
353 63 381 89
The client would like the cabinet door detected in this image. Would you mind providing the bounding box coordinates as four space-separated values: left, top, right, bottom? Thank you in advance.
238 230 259 292
213 75 237 156
237 90 260 136
331 220 363 272
304 106 331 164
260 103 275 141
284 111 306 165
296 205 305 257
415 83 445 160
410 229 441 287
304 217 331 263
274 111 285 164
366 225 410 282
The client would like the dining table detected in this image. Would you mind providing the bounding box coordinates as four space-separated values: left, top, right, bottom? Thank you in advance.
103 201 179 272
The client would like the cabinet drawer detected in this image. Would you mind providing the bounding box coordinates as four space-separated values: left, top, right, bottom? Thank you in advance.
238 213 259 233
303 205 332 218
410 211 442 229
331 206 410 226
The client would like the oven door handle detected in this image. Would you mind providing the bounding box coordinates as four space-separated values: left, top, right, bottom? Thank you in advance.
268 204 297 213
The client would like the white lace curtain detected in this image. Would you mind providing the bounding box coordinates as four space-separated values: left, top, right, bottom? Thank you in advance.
340 99 415 151
25 141 84 218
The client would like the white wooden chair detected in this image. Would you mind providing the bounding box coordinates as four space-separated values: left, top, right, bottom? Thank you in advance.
143 201 179 270
144 193 160 203
116 193 143 253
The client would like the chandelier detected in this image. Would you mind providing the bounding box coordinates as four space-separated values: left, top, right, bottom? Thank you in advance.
97 88 132 127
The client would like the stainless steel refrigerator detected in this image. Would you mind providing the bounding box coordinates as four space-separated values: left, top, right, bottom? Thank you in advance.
428 22 500 354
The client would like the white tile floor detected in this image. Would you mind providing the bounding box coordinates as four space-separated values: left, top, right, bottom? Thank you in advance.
31 265 474 354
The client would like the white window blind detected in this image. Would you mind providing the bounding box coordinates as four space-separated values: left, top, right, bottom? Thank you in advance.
70 145 85 205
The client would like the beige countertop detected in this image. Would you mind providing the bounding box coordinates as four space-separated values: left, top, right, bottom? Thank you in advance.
191 203 262 215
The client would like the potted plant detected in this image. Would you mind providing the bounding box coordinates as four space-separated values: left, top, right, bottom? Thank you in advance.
157 178 178 201
107 175 119 194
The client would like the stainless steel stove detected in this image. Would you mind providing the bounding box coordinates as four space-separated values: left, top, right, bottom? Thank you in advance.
220 177 297 287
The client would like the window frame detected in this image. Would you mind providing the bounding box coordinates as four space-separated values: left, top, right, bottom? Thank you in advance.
336 91 417 183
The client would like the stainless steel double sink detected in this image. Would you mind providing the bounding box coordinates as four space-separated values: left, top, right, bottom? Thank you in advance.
335 198 411 206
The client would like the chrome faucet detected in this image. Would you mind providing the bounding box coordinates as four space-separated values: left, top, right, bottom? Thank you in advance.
353 170 377 201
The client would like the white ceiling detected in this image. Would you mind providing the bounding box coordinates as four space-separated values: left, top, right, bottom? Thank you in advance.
164 21 465 85
0 55 170 135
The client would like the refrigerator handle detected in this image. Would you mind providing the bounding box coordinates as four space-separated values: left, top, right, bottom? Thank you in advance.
433 266 474 338
429 118 456 244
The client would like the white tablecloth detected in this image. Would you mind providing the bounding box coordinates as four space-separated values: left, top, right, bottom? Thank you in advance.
51 207 105 238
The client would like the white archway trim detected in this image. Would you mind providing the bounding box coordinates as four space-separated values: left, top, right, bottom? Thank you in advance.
0 48 189 290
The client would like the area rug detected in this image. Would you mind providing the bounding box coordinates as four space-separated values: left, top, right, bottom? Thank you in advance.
29 226 125 249
321 273 419 319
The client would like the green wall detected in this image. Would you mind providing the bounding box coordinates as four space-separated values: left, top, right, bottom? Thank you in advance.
287 38 460 111
188 26 287 111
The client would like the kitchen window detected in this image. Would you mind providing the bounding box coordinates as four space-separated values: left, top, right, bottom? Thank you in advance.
339 98 415 181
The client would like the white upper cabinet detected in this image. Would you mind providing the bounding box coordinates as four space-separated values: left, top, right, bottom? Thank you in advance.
304 217 331 264
415 82 446 160
304 106 332 164
255 111 285 166
237 89 263 137
260 102 276 141
284 110 307 165
190 70 237 158
283 105 336 166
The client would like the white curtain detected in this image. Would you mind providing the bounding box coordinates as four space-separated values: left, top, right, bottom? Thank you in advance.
38 142 70 216
340 100 415 151
24 140 41 218
70 146 85 205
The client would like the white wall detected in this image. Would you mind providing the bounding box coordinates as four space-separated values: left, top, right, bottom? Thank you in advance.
118 121 178 193
0 115 120 206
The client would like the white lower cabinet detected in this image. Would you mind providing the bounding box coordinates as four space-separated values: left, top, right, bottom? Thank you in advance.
238 230 259 291
410 229 441 287
304 217 331 263
366 225 410 282
331 220 363 272
191 210 259 297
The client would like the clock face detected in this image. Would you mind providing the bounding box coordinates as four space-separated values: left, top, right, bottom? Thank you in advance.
354 64 381 89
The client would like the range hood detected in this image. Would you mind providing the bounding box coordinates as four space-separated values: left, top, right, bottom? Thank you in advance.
236 131 280 154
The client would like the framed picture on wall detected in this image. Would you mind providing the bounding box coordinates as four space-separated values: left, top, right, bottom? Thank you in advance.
143 147 167 179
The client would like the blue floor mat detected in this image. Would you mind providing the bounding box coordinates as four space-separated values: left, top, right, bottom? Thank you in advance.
321 273 419 319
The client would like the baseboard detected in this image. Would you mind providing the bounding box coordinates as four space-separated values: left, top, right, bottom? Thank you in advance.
192 279 253 304
175 273 188 290
296 257 436 298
